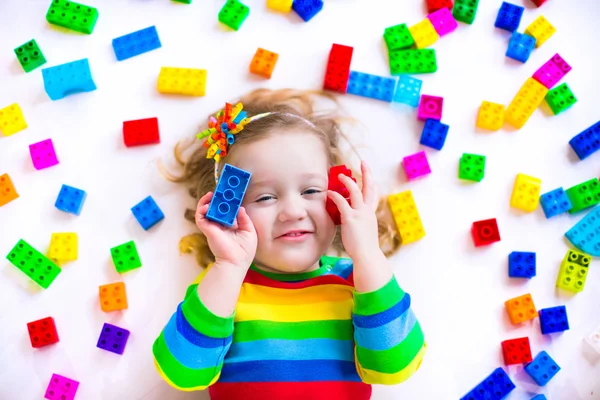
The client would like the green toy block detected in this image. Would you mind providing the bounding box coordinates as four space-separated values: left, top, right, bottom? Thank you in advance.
14 39 47 73
459 153 486 182
383 24 414 52
218 0 250 31
389 49 437 75
111 240 142 273
453 0 479 25
545 83 577 115
46 0 99 34
172 0 192 3
556 249 589 293
6 239 61 289
565 178 600 214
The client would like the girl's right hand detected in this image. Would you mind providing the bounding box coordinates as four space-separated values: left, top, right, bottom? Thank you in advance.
195 191 258 271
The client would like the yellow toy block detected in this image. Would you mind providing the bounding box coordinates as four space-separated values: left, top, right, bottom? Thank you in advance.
556 249 589 293
0 103 27 136
388 190 425 244
48 233 78 263
267 0 292 12
476 101 505 131
409 19 439 49
0 173 19 207
505 78 548 129
510 173 541 212
505 293 537 324
525 16 556 48
157 67 207 96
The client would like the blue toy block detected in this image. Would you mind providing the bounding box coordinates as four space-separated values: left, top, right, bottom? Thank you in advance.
42 58 96 100
112 26 162 61
494 2 524 32
565 206 600 256
347 71 395 102
460 367 515 400
539 306 569 335
506 32 535 63
292 0 323 22
540 187 572 218
525 351 560 386
55 184 87 215
207 164 251 228
508 251 536 278
393 75 422 107
569 120 600 160
531 396 547 400
420 119 449 150
131 195 164 230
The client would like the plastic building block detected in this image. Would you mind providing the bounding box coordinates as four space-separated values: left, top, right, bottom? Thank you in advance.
388 190 426 244
531 395 547 400
383 24 414 52
409 19 439 49
131 196 164 230
494 2 524 32
509 251 536 278
55 184 87 215
453 0 479 24
14 39 46 73
29 139 59 170
112 26 161 61
172 0 192 3
525 16 555 48
471 218 500 246
569 121 600 160
48 233 78 263
44 374 79 400
501 337 532 365
0 103 27 136
99 282 128 312
218 0 250 31
46 0 98 34
531 0 547 6
566 207 600 256
97 322 130 355
268 0 292 12
206 164 251 227
505 78 548 129
111 241 142 273
565 178 600 213
249 48 279 79
292 0 323 22
539 306 569 334
556 249 589 293
392 75 422 107
506 32 536 63
427 0 453 13
347 71 395 102
505 293 537 324
123 117 160 147
42 58 96 100
420 119 449 150
417 95 443 121
0 173 19 207
27 317 59 348
540 187 572 218
533 54 571 89
157 67 207 96
476 101 504 131
545 83 576 115
323 44 353 93
460 368 515 400
427 8 458 36
524 351 560 386
510 173 541 212
403 151 431 181
459 153 485 182
584 324 600 354
6 239 61 289
389 49 437 75
326 165 355 225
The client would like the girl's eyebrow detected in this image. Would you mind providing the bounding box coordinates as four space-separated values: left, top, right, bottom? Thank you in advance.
250 173 326 189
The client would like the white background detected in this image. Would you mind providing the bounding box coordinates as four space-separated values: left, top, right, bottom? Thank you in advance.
1 0 600 399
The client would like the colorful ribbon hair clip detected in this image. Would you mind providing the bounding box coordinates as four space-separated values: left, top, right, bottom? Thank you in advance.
196 102 250 162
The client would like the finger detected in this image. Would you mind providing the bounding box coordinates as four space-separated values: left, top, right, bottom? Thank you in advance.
361 161 378 209
196 191 214 212
338 173 363 206
236 206 256 234
327 190 353 216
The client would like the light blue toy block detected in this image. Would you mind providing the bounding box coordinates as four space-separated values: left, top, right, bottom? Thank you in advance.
347 71 395 102
524 351 560 386
393 75 422 107
540 187 572 218
55 184 87 215
565 206 600 256
506 32 535 63
42 58 96 100
112 26 161 61
207 164 251 227
131 195 164 230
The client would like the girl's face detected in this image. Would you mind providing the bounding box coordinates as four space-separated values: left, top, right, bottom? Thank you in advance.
228 130 336 274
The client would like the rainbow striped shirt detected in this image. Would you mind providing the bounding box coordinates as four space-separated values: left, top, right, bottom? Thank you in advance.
153 256 426 400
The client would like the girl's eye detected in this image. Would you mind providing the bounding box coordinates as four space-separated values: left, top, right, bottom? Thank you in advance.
257 195 274 202
303 189 321 195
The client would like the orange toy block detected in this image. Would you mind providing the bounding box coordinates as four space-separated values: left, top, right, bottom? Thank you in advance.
505 293 537 324
0 173 19 207
249 48 279 79
99 282 128 312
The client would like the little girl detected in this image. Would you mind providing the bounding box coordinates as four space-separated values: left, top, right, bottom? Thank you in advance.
153 89 426 399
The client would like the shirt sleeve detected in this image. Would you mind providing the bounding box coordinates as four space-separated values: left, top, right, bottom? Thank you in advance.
352 275 426 385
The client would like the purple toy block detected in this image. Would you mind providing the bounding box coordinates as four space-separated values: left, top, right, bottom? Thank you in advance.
29 138 59 170
532 54 571 89
403 151 431 181
427 8 458 36
97 322 130 355
44 373 79 400
418 95 443 121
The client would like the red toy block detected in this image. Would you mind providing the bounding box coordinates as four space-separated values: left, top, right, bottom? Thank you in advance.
27 317 59 348
323 44 353 93
501 337 532 365
530 0 547 6
326 165 356 225
427 0 453 13
123 117 160 147
471 218 501 246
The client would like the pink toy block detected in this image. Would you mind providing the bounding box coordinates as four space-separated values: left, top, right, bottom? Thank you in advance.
418 95 443 121
29 138 59 170
427 8 458 36
403 151 431 180
532 54 571 89
44 373 79 400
